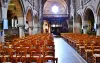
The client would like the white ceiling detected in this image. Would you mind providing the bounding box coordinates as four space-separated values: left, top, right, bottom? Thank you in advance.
43 0 68 14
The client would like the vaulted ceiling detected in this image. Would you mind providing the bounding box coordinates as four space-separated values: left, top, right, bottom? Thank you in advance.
42 0 67 5
43 0 68 14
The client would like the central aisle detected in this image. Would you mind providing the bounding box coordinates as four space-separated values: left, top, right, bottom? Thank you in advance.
54 37 87 63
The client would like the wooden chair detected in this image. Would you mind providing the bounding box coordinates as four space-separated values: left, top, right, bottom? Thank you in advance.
20 48 27 63
84 42 93 61
93 51 100 63
28 47 41 63
4 47 15 62
42 45 58 63
12 44 23 63
0 46 5 62
92 43 100 63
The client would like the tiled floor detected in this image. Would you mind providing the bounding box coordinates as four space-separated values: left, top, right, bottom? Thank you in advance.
54 37 87 63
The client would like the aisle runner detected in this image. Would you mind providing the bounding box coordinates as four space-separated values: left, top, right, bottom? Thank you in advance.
54 37 87 63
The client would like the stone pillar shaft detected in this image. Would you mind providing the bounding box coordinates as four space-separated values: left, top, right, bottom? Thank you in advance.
18 25 25 37
96 15 100 36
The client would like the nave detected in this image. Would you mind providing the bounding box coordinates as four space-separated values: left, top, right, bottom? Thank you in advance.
0 33 100 63
0 33 88 63
54 37 87 63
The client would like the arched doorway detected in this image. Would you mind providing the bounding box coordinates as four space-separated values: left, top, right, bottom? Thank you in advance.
5 0 24 41
84 8 95 35
76 14 82 34
43 20 50 33
26 9 33 36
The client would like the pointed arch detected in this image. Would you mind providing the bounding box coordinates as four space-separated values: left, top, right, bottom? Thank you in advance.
83 5 95 20
83 6 95 35
96 1 100 16
26 7 33 22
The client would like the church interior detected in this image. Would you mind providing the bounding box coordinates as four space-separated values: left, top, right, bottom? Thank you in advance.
0 0 100 63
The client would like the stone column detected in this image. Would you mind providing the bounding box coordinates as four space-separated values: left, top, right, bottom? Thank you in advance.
32 18 41 34
0 7 8 42
18 25 25 38
97 28 100 36
18 17 25 37
37 22 41 33
28 21 33 35
83 28 87 34
32 23 38 34
96 15 100 36
73 17 75 33
28 26 33 35
74 22 80 33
